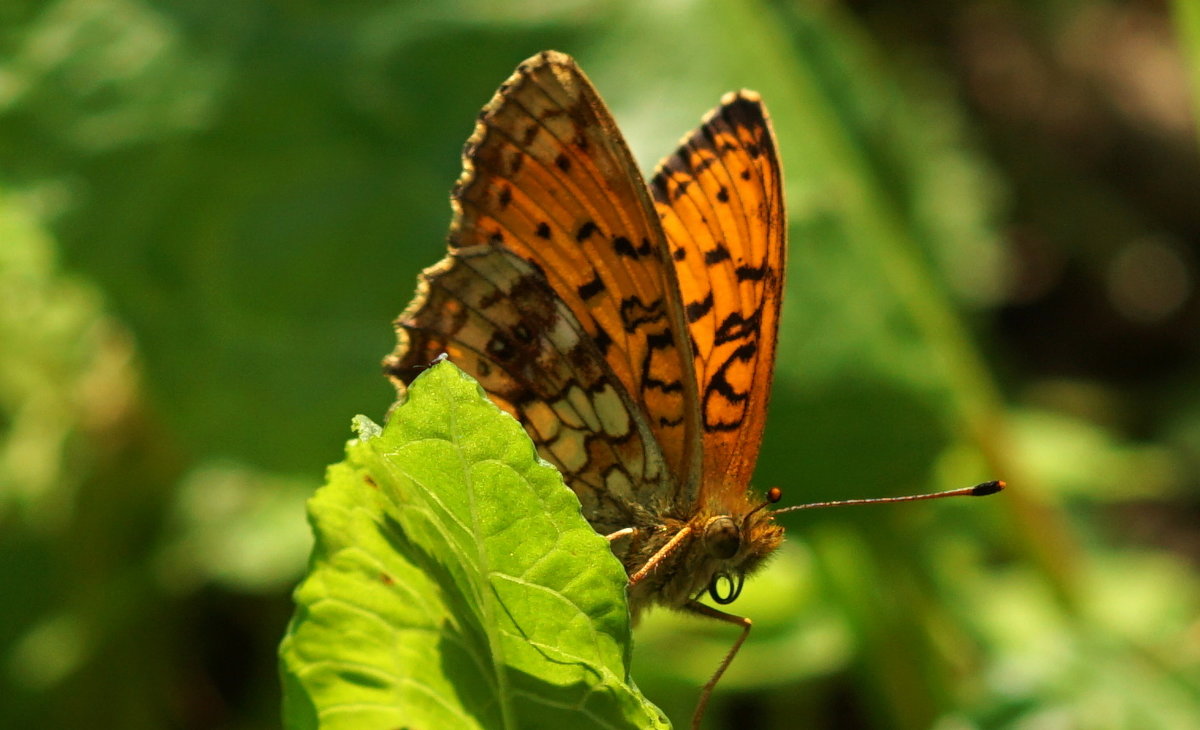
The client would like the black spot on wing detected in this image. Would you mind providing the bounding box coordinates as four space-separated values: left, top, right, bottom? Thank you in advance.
576 220 598 242
645 331 673 350
686 293 714 322
704 244 731 265
592 325 613 356
613 236 637 258
577 273 606 300
523 124 539 146
613 236 652 258
735 263 769 281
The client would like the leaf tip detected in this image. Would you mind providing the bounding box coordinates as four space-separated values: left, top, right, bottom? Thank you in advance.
351 414 382 441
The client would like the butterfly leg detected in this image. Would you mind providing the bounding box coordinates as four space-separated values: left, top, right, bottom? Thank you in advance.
683 600 751 730
627 525 694 587
605 527 635 542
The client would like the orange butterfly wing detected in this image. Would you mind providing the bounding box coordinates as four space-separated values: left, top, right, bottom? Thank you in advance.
453 51 704 499
650 92 786 501
386 51 705 521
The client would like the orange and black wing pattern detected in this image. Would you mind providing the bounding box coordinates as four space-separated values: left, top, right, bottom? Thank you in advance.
649 92 786 503
385 51 705 530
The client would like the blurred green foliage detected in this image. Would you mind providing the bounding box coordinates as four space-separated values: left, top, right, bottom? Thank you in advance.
1 0 1198 728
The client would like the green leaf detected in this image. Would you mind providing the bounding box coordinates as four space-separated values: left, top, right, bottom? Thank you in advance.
279 361 667 730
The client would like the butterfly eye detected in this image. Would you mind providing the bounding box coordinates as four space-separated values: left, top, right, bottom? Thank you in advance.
707 571 745 605
703 516 741 560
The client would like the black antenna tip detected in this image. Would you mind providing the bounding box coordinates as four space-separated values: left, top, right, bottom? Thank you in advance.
971 480 1006 496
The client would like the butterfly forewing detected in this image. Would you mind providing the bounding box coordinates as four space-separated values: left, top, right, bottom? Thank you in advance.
447 50 703 505
650 93 786 499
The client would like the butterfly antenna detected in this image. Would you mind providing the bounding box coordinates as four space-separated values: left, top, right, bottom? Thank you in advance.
741 487 784 529
773 480 1005 514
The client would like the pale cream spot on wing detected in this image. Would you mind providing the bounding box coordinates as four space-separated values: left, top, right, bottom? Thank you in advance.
522 399 561 442
604 467 635 502
566 385 602 433
548 427 589 474
595 383 631 437
545 313 582 352
551 394 586 430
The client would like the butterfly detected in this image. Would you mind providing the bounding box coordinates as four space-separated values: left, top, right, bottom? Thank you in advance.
384 50 1003 728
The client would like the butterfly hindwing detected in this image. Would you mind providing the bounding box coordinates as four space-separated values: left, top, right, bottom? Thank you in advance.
390 247 661 535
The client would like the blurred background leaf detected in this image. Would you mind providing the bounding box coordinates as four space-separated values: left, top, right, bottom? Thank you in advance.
1 0 1198 728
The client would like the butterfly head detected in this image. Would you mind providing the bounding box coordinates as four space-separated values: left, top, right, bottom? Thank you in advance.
697 487 785 605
